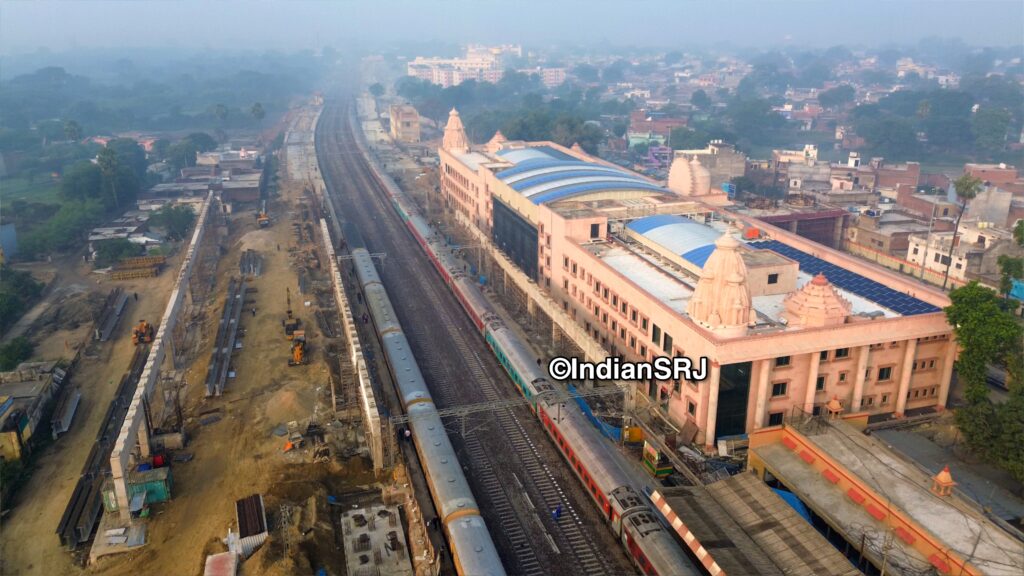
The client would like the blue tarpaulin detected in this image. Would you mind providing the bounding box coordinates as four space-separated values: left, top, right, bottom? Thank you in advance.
772 488 812 523
567 384 622 441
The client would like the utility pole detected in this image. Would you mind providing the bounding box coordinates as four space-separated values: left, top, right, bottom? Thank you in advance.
919 200 937 280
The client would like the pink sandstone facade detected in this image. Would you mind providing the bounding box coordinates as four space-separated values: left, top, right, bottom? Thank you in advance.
438 109 956 450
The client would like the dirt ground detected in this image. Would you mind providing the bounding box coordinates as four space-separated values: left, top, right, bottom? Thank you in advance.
1 161 375 575
0 250 185 575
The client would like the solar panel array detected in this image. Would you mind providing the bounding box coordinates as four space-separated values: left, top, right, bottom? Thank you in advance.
749 240 942 316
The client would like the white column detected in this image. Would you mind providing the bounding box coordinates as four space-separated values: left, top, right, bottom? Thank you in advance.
895 339 918 417
704 361 722 452
753 359 772 429
804 351 821 414
852 345 870 411
937 338 957 410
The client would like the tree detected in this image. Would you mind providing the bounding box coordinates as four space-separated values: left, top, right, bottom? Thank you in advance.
946 282 1024 480
817 85 855 109
972 107 1011 154
943 174 983 289
729 176 757 197
185 132 217 153
997 255 1023 296
97 147 123 209
106 138 147 180
251 102 266 141
148 204 196 240
1014 220 1024 247
150 138 171 161
690 89 711 109
93 238 143 268
167 140 198 173
0 337 34 371
60 160 102 201
369 83 385 98
214 103 229 142
62 119 82 142
669 127 711 150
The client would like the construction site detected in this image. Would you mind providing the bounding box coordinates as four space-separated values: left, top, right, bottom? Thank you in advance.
0 99 420 576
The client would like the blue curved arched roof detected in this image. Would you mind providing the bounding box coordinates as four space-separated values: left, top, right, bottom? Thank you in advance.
494 146 668 205
531 181 666 205
626 215 722 267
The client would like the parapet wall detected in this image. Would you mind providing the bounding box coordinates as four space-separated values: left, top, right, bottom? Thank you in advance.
320 218 384 473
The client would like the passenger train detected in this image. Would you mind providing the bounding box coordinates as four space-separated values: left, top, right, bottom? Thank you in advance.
349 113 700 576
350 248 506 576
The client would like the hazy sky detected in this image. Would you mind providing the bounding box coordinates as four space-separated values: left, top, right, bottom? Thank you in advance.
2 0 1022 54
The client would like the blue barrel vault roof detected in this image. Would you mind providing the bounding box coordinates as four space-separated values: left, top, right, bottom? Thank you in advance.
627 215 722 268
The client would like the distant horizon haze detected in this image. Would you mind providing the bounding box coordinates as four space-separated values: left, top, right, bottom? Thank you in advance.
1 0 1022 55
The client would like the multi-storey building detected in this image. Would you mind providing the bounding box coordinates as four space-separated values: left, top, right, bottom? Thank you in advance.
438 109 955 451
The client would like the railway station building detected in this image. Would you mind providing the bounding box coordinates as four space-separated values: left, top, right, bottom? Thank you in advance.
437 109 956 451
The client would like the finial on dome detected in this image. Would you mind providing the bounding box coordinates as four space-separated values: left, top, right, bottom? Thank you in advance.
442 108 470 153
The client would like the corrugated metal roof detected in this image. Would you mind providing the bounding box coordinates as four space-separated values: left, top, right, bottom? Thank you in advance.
627 215 722 268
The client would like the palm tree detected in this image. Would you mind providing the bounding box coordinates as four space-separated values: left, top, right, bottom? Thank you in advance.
250 102 265 141
942 174 983 289
63 119 82 142
214 104 229 143
97 147 121 210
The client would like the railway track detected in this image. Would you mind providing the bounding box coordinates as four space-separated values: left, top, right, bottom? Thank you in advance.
57 344 149 548
316 98 628 576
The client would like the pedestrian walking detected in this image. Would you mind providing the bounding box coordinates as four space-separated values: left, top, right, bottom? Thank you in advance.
552 504 562 521
133 292 138 301
404 428 412 442
276 243 280 251
251 307 256 317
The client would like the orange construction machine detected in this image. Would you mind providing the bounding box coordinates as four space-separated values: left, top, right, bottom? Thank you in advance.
256 200 270 228
131 320 154 345
288 330 306 366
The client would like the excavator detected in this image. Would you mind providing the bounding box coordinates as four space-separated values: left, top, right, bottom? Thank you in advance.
288 330 306 366
256 200 270 228
284 288 301 340
132 320 154 345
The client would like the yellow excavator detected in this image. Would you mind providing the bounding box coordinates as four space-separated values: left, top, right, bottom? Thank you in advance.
288 330 306 366
131 320 154 345
256 200 270 228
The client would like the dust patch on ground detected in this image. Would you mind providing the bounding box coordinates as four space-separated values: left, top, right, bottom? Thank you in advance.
238 228 278 253
265 384 317 426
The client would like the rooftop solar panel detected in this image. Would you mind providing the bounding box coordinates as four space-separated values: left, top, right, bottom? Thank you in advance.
749 240 942 316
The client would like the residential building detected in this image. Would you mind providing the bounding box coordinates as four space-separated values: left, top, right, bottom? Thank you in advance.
389 105 421 143
907 221 1023 286
673 140 746 190
406 44 520 88
438 109 954 451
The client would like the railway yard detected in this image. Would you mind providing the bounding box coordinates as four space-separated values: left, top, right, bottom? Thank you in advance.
1 80 882 576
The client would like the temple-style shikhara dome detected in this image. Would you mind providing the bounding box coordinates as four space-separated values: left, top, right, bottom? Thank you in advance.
687 234 755 337
667 155 712 197
442 108 470 153
782 273 852 327
484 130 507 153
